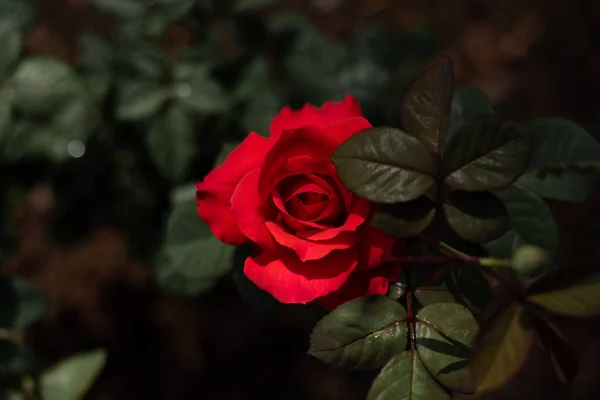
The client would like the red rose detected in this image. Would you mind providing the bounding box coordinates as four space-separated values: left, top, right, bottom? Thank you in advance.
195 96 404 309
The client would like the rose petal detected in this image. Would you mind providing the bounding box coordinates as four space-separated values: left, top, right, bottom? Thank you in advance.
244 248 359 304
266 221 357 261
314 261 402 310
269 96 363 140
323 115 373 150
358 227 397 270
230 169 281 253
272 190 329 231
195 133 273 245
296 196 371 241
281 175 330 202
259 119 372 197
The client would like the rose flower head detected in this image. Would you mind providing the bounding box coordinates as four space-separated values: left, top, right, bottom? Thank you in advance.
195 96 405 310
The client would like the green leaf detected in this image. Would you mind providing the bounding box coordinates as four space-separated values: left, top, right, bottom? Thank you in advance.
453 268 492 315
241 91 284 136
0 276 48 329
400 55 454 153
332 127 436 203
177 69 228 114
0 0 36 32
514 118 600 202
90 0 145 18
447 86 493 143
0 102 12 142
0 22 21 79
490 186 558 259
128 43 164 79
53 94 100 142
9 57 83 117
367 351 450 400
0 388 25 400
284 25 348 102
528 272 600 317
443 117 531 191
308 296 408 369
236 0 281 11
370 197 435 238
116 80 169 121
412 269 492 316
160 0 195 20
525 118 600 169
79 33 114 75
146 105 195 182
155 185 236 296
444 190 509 243
235 57 286 135
415 303 478 393
0 341 37 376
470 304 534 392
40 349 107 400
1 121 82 163
514 171 595 203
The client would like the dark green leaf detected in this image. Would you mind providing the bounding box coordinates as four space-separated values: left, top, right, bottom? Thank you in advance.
367 351 450 400
447 86 493 142
53 94 100 142
453 268 492 315
2 120 85 163
146 105 195 182
9 57 84 117
0 388 24 400
120 15 168 40
400 55 453 153
414 287 455 308
128 43 164 79
514 118 600 202
515 171 595 203
444 117 531 191
371 197 435 238
444 190 509 242
155 186 236 296
0 276 48 329
284 25 348 102
116 80 169 121
528 273 600 317
236 0 281 11
177 69 228 114
79 33 114 75
333 127 436 203
0 0 36 32
415 302 478 393
160 0 195 20
444 205 508 243
308 296 408 369
525 118 600 169
40 349 107 400
0 22 21 79
0 102 12 142
491 186 558 258
0 341 37 376
90 0 145 18
470 304 534 392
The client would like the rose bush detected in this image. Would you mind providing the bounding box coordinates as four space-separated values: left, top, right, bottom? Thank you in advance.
195 96 405 309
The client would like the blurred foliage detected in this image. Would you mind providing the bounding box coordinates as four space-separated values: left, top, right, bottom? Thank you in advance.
0 0 443 396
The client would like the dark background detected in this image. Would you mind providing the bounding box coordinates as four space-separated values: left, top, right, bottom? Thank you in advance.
3 0 600 398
